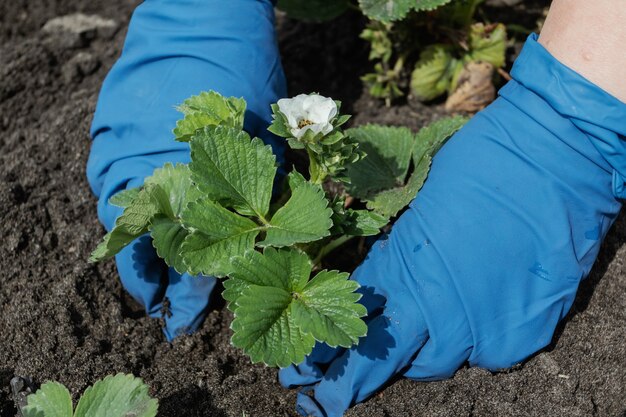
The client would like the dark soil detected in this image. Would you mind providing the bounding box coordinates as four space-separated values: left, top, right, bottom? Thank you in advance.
1 2 625 417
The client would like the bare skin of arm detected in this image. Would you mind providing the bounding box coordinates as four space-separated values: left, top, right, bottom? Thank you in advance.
539 0 626 103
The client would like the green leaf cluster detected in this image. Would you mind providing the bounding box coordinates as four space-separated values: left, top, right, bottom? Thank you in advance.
345 116 467 217
91 127 334 279
91 92 375 366
91 90 465 367
22 374 157 417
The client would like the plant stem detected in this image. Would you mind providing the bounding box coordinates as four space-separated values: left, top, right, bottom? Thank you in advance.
307 148 327 185
312 235 355 267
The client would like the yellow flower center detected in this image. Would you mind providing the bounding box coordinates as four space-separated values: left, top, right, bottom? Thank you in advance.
298 119 314 128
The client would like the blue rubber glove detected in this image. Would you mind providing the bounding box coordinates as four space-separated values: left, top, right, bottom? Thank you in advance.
87 0 286 341
279 34 626 417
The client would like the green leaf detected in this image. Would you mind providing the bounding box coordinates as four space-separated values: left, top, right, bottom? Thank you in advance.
109 188 140 208
22 382 72 417
440 0 484 27
292 270 367 347
366 153 432 217
361 21 393 63
190 126 276 219
467 23 507 68
228 249 315 367
268 104 293 139
287 170 307 191
343 209 390 236
365 117 467 217
89 186 161 262
143 163 201 273
232 288 315 368
410 44 457 101
74 373 157 417
344 124 415 199
359 0 451 22
413 115 468 160
150 218 189 274
223 248 311 306
91 163 201 264
174 91 246 142
358 0 414 22
413 0 452 11
277 0 349 21
180 200 260 277
259 182 333 247
228 248 366 366
145 163 202 217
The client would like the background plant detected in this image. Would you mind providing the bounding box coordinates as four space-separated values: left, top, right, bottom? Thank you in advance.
91 91 466 367
278 0 508 107
362 0 507 105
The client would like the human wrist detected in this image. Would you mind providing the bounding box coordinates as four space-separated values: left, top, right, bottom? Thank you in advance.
538 0 626 103
507 34 626 199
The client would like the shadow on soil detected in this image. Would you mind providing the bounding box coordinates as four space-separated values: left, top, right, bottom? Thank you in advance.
550 210 626 348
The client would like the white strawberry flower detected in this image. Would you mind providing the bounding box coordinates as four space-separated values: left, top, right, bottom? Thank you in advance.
277 94 338 140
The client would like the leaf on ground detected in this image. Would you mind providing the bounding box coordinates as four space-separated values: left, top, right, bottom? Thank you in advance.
174 91 246 142
180 200 260 277
73 373 157 417
344 124 415 200
292 270 368 347
190 126 276 219
277 0 349 22
22 381 72 417
228 248 367 366
108 187 140 208
259 182 333 247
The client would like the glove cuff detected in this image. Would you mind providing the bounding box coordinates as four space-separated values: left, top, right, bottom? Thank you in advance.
508 33 626 199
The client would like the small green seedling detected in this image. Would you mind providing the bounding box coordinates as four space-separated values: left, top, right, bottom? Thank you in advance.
22 373 157 417
90 91 466 367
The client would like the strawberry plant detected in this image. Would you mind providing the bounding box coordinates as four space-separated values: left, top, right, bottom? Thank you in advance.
21 374 157 417
90 91 466 367
360 0 507 105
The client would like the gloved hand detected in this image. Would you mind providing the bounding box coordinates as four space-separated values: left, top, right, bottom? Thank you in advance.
279 34 626 417
86 0 286 341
